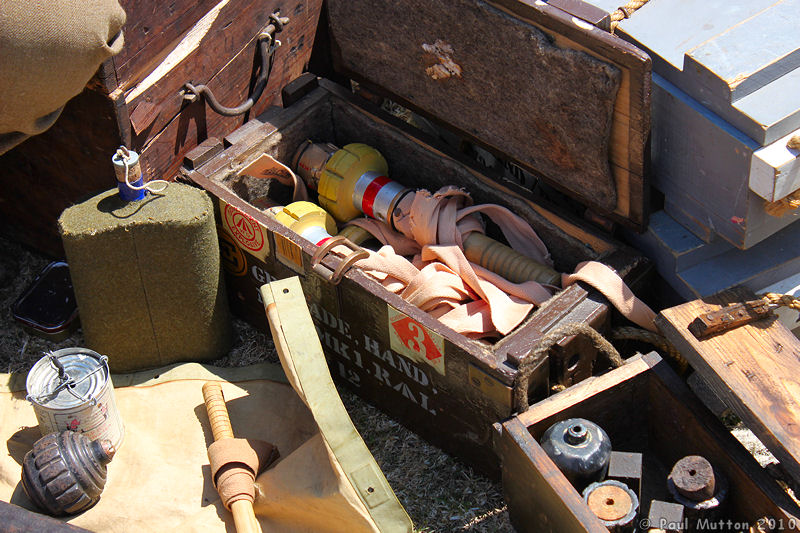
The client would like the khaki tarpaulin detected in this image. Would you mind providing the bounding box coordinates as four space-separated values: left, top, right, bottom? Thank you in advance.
0 278 413 532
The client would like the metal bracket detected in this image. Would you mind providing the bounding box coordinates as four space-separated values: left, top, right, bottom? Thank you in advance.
182 12 289 117
311 236 369 285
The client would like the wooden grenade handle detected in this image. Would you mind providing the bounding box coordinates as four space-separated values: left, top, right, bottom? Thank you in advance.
203 382 235 441
202 381 260 533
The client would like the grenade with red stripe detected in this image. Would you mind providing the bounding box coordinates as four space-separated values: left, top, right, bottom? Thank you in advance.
292 142 409 225
291 141 561 286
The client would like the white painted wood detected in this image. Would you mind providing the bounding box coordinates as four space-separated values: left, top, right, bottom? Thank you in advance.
750 127 800 201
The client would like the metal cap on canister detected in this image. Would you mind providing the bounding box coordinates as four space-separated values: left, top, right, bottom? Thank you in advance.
26 348 124 449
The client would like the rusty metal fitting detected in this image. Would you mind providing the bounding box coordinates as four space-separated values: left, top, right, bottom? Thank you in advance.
667 455 728 529
583 479 639 531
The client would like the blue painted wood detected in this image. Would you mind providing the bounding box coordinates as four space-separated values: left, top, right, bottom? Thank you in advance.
684 0 800 102
624 211 800 309
734 68 800 146
678 220 800 297
619 0 800 144
651 73 800 248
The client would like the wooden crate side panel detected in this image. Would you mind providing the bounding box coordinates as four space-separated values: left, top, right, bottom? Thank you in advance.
0 89 123 256
198 171 513 473
656 287 800 486
113 0 222 90
130 0 322 182
647 363 800 525
327 0 650 228
497 418 606 533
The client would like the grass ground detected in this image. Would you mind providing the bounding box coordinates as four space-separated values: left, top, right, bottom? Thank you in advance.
0 234 512 532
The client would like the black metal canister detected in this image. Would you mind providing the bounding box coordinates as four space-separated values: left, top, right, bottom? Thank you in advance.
540 418 612 490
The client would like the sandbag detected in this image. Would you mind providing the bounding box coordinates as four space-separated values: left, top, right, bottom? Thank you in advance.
0 0 126 154
58 183 233 372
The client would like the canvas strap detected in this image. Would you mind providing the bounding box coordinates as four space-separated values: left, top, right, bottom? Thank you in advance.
260 163 657 337
346 187 657 336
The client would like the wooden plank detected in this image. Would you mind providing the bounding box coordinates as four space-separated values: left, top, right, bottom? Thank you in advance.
656 287 800 484
496 418 608 533
123 0 319 144
112 0 222 91
326 0 650 229
133 0 322 182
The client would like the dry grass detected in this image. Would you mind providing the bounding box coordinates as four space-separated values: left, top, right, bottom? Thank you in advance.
0 234 512 532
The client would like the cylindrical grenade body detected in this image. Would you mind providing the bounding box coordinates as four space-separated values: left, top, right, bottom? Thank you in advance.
21 431 115 516
111 149 145 202
540 418 612 490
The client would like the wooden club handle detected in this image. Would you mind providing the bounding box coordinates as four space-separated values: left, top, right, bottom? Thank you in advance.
202 382 235 441
202 381 260 533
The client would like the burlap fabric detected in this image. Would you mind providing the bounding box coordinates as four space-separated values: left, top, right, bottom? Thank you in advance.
0 0 126 154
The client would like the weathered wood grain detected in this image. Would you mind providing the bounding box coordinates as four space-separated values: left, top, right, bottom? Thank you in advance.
0 89 123 256
499 351 800 532
112 0 222 91
124 0 321 182
656 287 800 484
182 82 648 474
326 0 650 229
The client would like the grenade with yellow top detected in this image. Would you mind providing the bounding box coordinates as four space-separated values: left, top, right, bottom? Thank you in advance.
292 141 560 286
267 200 338 247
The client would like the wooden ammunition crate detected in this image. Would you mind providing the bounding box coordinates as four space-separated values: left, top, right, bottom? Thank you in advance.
495 351 800 532
182 71 651 475
0 0 323 255
180 0 655 473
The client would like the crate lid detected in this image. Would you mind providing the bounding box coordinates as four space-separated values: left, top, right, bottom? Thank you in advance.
325 0 651 229
618 0 800 146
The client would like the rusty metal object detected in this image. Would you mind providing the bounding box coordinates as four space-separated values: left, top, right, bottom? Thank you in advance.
688 299 773 338
667 455 728 530
540 418 612 490
21 431 115 516
669 455 716 501
582 480 639 531
183 13 289 117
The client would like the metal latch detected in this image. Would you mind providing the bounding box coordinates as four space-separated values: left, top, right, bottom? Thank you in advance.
311 236 369 285
688 299 774 339
182 12 289 117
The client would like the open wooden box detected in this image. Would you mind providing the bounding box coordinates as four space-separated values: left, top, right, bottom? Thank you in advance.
183 75 649 472
181 0 656 474
495 351 800 531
